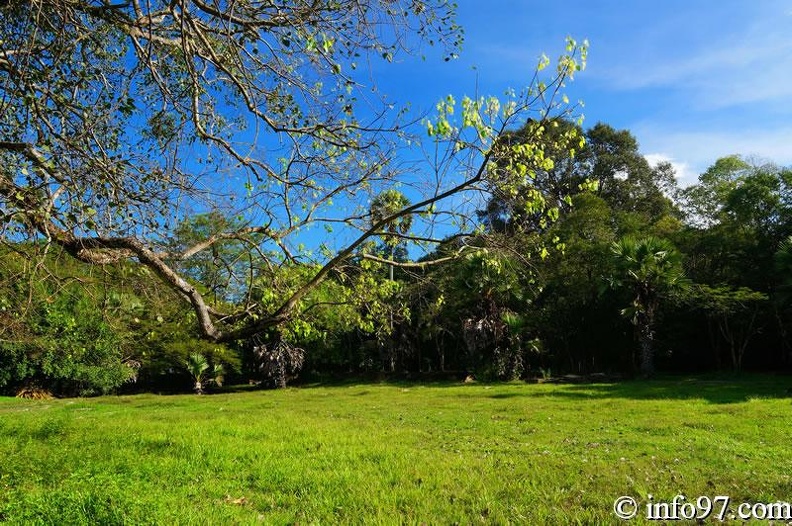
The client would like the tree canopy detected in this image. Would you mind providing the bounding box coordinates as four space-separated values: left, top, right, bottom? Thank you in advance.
0 1 587 343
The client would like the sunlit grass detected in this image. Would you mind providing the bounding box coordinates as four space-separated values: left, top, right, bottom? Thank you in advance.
1 375 790 524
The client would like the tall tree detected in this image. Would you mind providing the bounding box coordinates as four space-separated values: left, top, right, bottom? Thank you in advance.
478 121 678 236
680 155 751 228
689 285 767 371
534 193 620 372
584 123 677 226
680 156 792 289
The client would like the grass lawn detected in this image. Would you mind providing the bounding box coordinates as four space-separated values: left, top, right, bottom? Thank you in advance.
1 375 791 524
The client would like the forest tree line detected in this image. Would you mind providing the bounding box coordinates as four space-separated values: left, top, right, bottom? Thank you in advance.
2 119 791 396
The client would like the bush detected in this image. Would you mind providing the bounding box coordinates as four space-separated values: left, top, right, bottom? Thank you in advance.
0 289 136 396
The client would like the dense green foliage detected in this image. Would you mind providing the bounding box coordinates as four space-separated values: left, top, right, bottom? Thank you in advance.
0 245 238 396
1 377 790 523
1 121 791 394
385 127 791 380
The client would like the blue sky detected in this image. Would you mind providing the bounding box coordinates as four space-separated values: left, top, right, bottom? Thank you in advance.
373 0 792 186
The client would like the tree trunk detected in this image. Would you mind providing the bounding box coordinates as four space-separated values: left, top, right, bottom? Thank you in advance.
706 317 722 370
437 333 445 372
638 317 655 376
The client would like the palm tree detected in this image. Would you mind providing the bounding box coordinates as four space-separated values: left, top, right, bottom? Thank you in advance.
610 236 686 376
370 189 412 281
185 352 224 394
185 353 209 394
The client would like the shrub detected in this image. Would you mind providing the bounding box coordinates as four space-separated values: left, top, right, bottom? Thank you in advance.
0 288 136 396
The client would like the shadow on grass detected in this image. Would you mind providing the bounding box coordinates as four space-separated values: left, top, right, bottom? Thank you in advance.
295 373 792 404
522 375 792 404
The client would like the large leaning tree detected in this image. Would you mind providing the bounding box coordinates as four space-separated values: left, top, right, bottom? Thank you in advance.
0 0 587 343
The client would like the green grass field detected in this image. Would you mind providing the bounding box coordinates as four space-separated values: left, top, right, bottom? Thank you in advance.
1 376 791 524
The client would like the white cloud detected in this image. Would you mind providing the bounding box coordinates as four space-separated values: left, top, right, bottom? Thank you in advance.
594 8 792 110
638 127 792 186
644 153 696 185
